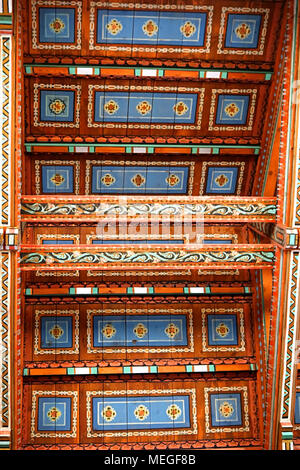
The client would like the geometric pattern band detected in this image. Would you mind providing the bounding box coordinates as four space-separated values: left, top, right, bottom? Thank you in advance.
0 32 11 437
0 252 9 431
1 36 11 226
281 252 300 422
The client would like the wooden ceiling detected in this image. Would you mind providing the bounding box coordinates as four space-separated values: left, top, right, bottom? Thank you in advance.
21 0 285 199
17 0 293 451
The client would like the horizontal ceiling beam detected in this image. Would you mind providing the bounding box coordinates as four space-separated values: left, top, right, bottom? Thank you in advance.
25 141 261 154
21 196 277 223
20 244 276 271
24 62 273 82
23 362 258 378
25 284 252 298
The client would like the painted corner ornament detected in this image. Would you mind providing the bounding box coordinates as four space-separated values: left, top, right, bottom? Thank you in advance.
47 406 62 422
49 98 66 116
49 324 64 340
165 323 180 339
180 21 196 38
102 405 117 422
224 102 240 117
133 323 148 339
131 174 146 188
216 322 230 338
49 17 65 34
166 403 182 420
215 174 229 188
219 401 234 418
142 19 158 37
235 23 252 40
136 100 152 116
166 174 180 187
101 173 116 187
106 18 123 36
104 99 119 115
134 405 149 421
102 323 116 339
173 101 188 116
50 174 65 186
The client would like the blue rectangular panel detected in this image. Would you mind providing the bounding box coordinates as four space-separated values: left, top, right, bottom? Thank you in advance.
37 397 72 431
206 167 238 194
203 239 232 245
40 316 73 349
96 10 207 46
94 92 197 123
40 90 75 122
225 14 262 49
207 314 238 346
210 393 242 427
91 166 189 194
39 7 76 43
295 392 300 424
92 239 184 244
41 165 74 194
42 240 75 245
92 395 190 430
216 95 250 125
93 314 187 347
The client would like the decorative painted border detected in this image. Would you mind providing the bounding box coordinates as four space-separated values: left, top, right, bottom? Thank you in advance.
34 159 80 195
24 141 262 153
201 307 245 352
86 387 197 438
14 0 23 449
33 83 81 128
295 167 300 225
37 234 80 244
199 161 245 196
36 270 79 277
86 233 191 244
281 252 300 421
20 196 277 221
85 160 195 196
204 385 250 433
25 284 252 297
31 390 78 438
31 0 82 50
198 233 238 244
87 270 191 277
24 362 258 377
19 246 276 270
198 269 239 276
209 88 257 131
89 2 213 54
217 7 270 56
87 308 194 354
0 253 9 431
87 84 205 131
1 37 11 226
253 2 289 201
34 309 79 355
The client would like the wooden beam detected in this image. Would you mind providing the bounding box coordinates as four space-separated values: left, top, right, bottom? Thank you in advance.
21 196 277 223
19 244 276 271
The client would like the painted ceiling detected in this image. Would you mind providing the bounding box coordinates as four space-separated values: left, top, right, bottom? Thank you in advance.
22 0 284 204
16 0 293 451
